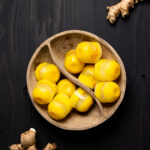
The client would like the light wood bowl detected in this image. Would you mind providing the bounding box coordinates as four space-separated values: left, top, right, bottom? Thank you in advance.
26 30 126 130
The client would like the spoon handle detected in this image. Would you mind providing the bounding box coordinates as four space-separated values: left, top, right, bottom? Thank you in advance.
47 43 104 119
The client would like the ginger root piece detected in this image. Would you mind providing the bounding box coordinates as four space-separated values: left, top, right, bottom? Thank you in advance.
64 49 85 74
9 128 57 150
9 144 24 150
33 80 57 104
26 145 37 150
94 59 120 81
95 82 120 103
43 143 57 150
106 0 143 23
48 93 72 120
70 88 93 112
20 128 36 148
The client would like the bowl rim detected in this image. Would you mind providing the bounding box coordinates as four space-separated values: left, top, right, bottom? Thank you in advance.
26 30 127 130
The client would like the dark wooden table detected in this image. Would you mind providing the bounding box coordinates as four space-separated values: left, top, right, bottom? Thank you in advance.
0 0 150 149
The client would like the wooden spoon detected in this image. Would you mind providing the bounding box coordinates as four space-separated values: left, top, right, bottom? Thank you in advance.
26 30 126 130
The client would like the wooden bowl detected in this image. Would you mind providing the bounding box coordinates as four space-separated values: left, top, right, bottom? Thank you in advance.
26 30 126 130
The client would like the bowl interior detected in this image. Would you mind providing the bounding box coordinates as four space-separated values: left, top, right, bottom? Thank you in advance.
50 33 125 117
27 31 126 130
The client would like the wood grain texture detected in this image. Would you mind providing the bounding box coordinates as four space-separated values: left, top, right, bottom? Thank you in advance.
0 0 150 149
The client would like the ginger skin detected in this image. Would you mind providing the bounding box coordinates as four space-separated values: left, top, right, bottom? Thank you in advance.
9 128 57 150
9 144 23 150
43 143 57 150
21 128 36 148
26 144 37 150
107 0 143 23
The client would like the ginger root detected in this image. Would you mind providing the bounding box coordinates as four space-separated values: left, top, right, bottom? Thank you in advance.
26 145 37 150
43 143 57 150
9 128 57 150
107 0 143 23
9 144 23 150
21 128 36 148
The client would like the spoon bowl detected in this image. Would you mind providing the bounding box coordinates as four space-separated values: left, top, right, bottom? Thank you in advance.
26 30 126 130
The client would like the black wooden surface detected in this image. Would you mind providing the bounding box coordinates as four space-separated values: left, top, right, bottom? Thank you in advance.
0 0 150 149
